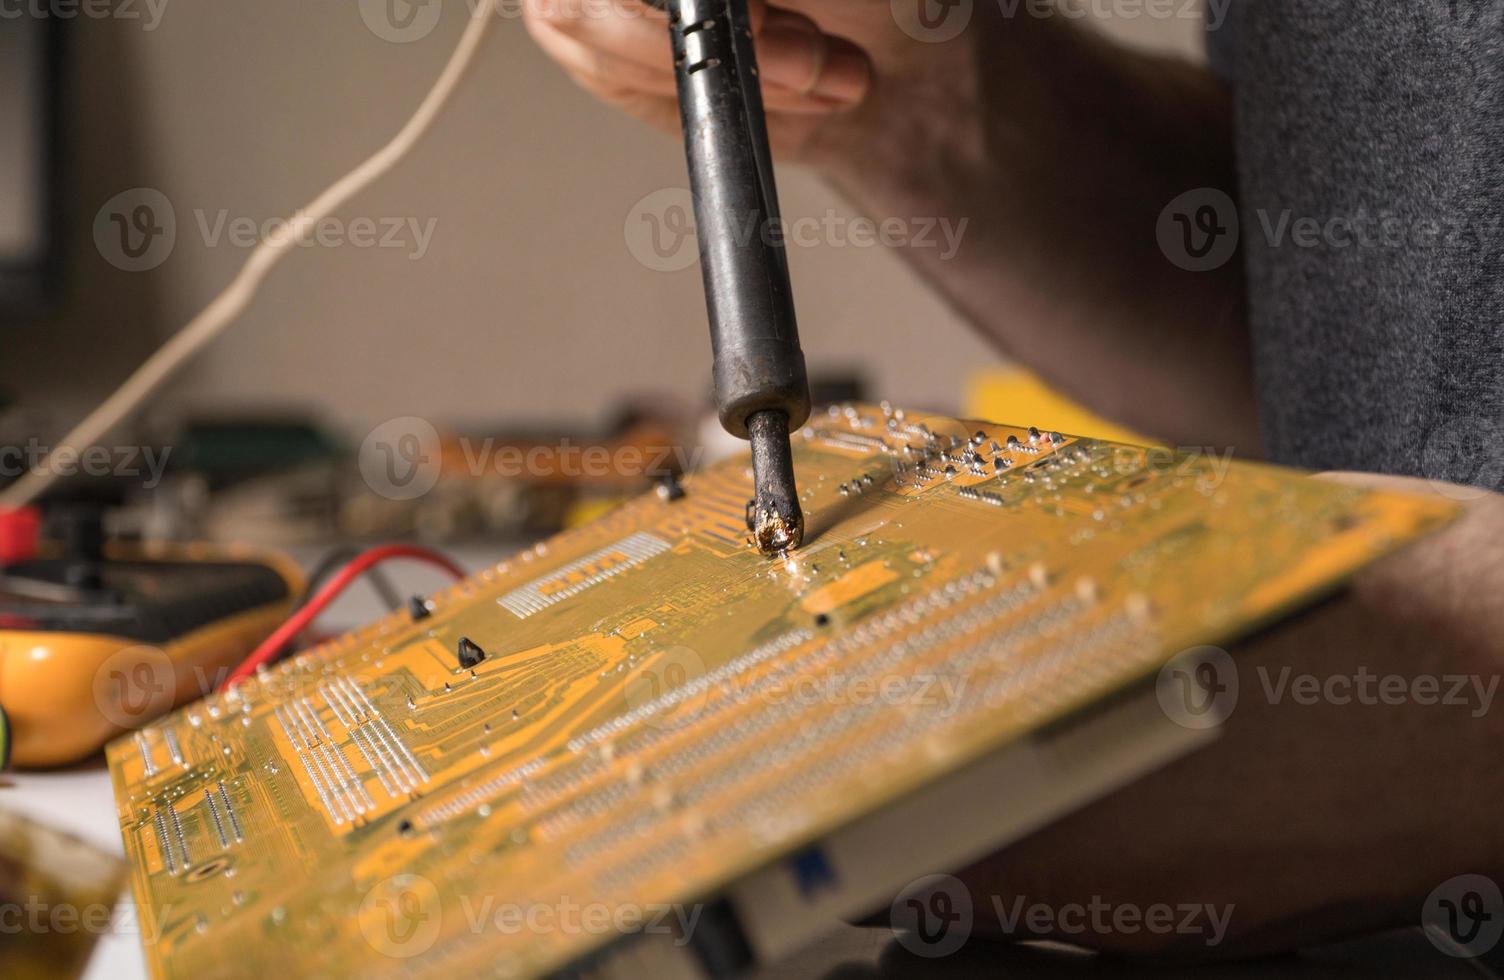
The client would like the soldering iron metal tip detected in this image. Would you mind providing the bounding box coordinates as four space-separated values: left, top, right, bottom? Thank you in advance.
746 409 804 556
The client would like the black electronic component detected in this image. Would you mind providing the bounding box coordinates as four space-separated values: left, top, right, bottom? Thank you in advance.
655 472 686 502
457 636 486 669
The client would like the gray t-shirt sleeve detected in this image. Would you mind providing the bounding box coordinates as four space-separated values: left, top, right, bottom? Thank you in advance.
1204 0 1241 82
1229 0 1504 491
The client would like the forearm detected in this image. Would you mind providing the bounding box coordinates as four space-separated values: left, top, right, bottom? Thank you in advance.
805 15 1258 450
953 477 1504 959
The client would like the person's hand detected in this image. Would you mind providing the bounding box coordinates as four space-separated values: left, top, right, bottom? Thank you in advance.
524 0 1260 450
918 473 1504 959
522 0 958 164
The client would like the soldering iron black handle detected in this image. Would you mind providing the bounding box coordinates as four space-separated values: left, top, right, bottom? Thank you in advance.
662 0 811 439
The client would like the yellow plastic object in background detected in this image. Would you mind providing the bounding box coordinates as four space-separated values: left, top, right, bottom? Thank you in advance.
967 368 1152 444
0 545 302 769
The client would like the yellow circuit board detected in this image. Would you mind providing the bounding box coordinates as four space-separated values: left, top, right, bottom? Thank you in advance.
109 406 1455 979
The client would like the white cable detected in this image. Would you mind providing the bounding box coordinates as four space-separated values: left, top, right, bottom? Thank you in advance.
0 0 498 509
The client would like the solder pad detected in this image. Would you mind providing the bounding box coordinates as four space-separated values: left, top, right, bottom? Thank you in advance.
108 406 1456 979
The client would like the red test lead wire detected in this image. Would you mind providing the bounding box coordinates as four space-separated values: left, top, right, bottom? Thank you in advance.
220 544 466 692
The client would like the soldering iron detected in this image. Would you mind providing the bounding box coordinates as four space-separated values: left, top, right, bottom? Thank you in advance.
648 0 812 556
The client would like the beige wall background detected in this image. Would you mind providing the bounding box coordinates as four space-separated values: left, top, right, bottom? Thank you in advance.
4 0 1207 438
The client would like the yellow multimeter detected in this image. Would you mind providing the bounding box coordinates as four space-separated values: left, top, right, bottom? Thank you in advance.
0 540 302 768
